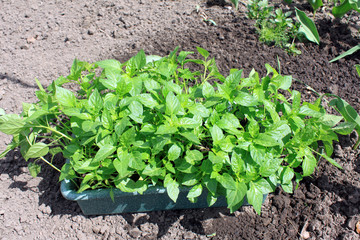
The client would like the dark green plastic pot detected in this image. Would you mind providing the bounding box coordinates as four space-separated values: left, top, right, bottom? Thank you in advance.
60 178 268 215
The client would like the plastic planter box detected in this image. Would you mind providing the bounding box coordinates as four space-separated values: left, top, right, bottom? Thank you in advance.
61 178 268 215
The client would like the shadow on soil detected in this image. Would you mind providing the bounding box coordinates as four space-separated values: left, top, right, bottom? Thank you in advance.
0 73 38 89
0 149 232 237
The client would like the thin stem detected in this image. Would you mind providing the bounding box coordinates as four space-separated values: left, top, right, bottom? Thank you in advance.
39 156 61 172
36 125 73 141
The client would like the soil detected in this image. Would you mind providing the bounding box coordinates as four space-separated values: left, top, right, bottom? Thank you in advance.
0 0 360 239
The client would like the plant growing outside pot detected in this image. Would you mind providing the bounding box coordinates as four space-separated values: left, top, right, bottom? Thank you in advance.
0 47 356 214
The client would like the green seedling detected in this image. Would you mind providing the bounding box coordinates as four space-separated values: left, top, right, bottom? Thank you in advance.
0 48 353 214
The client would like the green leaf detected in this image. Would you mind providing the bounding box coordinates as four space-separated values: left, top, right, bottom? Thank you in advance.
113 156 132 179
28 162 41 177
121 127 136 147
166 177 180 203
88 89 103 113
210 124 224 144
142 164 164 177
295 8 320 45
151 136 170 155
318 114 343 127
224 70 242 89
253 178 274 194
146 55 162 64
217 113 241 130
292 90 301 113
104 93 118 110
302 148 317 176
166 91 181 116
246 182 263 215
332 122 356 135
254 133 281 147
329 45 360 63
126 49 146 73
202 81 215 98
24 142 49 161
317 151 343 169
217 173 236 190
96 59 122 71
332 0 360 18
188 103 210 118
196 46 210 59
185 150 203 164
264 100 280 122
281 167 295 184
128 151 145 170
168 144 181 161
137 94 159 109
55 86 76 107
129 100 143 117
234 91 258 107
187 184 203 198
101 68 121 90
307 0 323 11
178 117 201 129
92 144 116 163
180 132 201 144
230 0 239 10
329 96 360 134
0 114 26 135
226 181 247 213
182 173 199 186
355 64 360 77
155 125 177 135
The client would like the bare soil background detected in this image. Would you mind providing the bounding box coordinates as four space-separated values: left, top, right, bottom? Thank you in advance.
0 0 359 239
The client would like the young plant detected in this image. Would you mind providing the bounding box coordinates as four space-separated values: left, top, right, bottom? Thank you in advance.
246 1 319 55
0 48 354 214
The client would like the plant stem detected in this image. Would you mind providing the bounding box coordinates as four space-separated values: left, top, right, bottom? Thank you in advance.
39 156 61 172
37 125 73 141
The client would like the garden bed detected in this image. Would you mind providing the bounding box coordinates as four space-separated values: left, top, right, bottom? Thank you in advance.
0 0 359 239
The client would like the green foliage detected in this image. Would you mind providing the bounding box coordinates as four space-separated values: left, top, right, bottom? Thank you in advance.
0 48 355 214
332 0 360 18
246 0 319 55
295 8 320 45
247 0 274 21
329 45 360 63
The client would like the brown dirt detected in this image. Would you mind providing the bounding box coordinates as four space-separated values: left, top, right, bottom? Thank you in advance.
0 0 360 239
